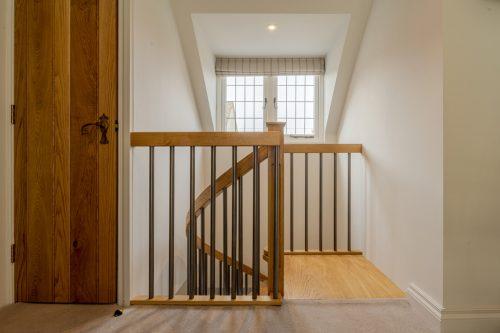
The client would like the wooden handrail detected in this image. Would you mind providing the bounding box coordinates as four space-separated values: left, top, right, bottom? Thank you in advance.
284 144 363 154
131 132 281 147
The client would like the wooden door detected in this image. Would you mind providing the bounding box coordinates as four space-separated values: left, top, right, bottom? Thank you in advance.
14 0 117 304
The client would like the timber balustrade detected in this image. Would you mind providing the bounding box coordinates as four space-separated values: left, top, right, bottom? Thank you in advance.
130 127 284 305
284 144 363 255
130 127 363 306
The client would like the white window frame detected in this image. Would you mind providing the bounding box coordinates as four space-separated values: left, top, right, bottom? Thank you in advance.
217 75 324 143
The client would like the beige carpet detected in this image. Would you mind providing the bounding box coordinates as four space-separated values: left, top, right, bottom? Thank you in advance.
0 299 439 333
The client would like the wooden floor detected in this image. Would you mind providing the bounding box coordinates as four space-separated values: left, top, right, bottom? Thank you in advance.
284 255 406 299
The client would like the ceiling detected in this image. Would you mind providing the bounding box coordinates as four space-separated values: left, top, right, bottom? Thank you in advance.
192 14 351 57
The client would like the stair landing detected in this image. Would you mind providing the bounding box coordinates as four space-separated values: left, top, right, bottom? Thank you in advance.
284 255 405 299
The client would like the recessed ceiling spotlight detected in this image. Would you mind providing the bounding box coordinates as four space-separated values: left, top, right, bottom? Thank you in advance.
267 24 277 31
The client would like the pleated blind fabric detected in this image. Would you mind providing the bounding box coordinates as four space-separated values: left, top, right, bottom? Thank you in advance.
215 57 325 76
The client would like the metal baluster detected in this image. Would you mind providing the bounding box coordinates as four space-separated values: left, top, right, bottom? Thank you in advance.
189 146 196 298
348 153 352 251
252 146 260 299
305 153 309 252
319 153 323 252
238 177 243 295
210 146 216 299
273 146 280 299
290 153 294 252
333 153 337 252
245 274 248 295
168 147 175 299
231 147 237 299
200 208 206 294
149 147 155 299
223 188 229 295
219 259 222 296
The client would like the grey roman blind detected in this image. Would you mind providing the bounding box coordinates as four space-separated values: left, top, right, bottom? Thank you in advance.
215 57 325 76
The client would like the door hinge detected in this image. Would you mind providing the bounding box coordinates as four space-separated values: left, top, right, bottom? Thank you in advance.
114 120 119 132
10 105 16 125
10 244 15 263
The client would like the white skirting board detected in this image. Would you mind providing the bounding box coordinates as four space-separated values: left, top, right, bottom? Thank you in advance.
407 283 500 321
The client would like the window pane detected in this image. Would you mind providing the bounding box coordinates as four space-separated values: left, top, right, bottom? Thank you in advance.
305 102 314 118
226 85 235 101
245 119 254 131
245 102 254 118
278 86 286 101
235 76 245 85
296 86 305 101
287 102 296 118
227 76 235 85
255 87 263 101
287 86 296 101
223 76 265 132
296 102 305 118
245 86 254 100
305 86 314 101
273 75 316 136
236 86 244 101
235 102 244 118
277 108 286 119
236 119 244 131
296 118 305 130
255 102 263 117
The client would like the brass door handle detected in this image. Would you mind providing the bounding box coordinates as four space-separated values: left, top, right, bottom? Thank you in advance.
81 113 109 144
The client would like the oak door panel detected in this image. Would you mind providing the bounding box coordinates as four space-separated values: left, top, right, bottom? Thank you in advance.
70 0 99 304
14 0 117 304
97 0 118 304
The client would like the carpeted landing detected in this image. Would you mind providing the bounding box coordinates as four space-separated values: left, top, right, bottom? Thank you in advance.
0 299 439 333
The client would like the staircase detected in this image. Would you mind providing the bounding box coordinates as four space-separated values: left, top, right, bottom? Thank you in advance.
129 123 362 306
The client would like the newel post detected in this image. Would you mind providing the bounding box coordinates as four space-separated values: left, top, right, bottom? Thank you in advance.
266 122 285 298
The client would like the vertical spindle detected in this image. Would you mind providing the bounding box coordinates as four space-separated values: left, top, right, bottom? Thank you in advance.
149 147 155 299
348 153 352 251
319 153 323 251
238 177 243 295
168 147 175 299
252 146 260 299
305 152 309 252
189 146 196 298
333 152 337 252
290 153 294 252
231 147 237 299
210 146 216 299
273 146 280 299
223 188 229 295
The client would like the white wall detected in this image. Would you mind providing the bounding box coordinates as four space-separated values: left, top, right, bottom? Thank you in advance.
0 0 14 307
442 0 500 331
337 0 443 306
131 0 206 297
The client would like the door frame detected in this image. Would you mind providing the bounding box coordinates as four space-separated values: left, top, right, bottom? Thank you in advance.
3 0 132 306
1 0 15 307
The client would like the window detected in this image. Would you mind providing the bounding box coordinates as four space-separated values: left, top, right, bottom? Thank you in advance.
276 75 316 136
219 75 322 139
224 76 265 132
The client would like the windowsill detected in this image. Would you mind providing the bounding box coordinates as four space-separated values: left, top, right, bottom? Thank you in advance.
287 135 315 139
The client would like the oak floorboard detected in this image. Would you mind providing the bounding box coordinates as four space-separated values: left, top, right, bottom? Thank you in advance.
284 255 405 299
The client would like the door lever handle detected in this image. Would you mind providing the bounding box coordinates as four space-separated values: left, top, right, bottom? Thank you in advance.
81 113 110 144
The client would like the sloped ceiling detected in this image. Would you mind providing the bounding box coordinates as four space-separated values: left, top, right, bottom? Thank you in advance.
170 0 373 140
